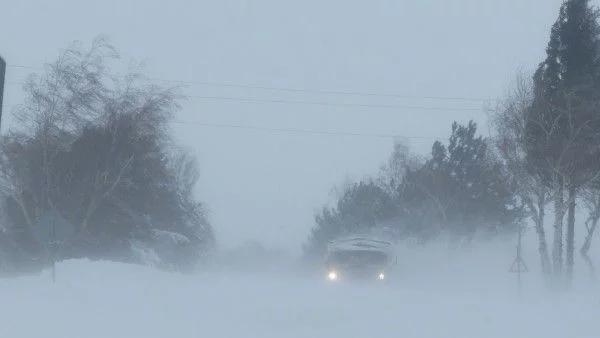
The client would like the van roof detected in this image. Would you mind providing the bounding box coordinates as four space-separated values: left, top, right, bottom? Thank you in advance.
326 235 394 255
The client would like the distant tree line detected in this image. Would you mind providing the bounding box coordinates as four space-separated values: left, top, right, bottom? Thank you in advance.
0 37 215 274
304 0 600 290
303 120 524 260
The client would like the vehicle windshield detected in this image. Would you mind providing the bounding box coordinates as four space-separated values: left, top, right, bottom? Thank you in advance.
328 250 388 266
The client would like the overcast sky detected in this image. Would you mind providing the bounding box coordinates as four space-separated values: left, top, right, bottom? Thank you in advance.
1 0 584 254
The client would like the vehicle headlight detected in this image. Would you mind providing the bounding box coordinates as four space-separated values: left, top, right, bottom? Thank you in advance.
328 271 338 280
378 272 385 280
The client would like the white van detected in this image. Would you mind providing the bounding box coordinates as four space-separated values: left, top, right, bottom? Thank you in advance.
324 235 396 283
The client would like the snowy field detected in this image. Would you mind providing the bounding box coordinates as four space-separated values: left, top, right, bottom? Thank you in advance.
1 237 599 338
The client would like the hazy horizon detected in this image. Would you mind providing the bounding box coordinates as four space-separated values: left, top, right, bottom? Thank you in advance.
0 0 584 253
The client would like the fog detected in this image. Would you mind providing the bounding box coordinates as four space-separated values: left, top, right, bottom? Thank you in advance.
1 231 598 338
2 1 600 337
0 0 577 252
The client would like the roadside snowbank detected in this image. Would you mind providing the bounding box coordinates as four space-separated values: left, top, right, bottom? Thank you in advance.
0 241 598 338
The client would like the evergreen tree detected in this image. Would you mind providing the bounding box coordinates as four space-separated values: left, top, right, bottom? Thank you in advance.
525 0 600 285
403 121 522 242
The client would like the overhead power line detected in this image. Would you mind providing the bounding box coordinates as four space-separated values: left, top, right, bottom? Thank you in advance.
4 84 487 113
169 120 441 140
0 103 445 139
185 95 483 111
5 65 39 70
2 91 485 112
3 89 484 112
5 64 497 103
154 79 493 103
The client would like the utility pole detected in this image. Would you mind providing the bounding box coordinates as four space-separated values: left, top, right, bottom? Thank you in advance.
0 56 5 132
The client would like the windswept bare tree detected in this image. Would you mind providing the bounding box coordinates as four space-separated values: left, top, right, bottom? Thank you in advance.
491 71 553 281
0 37 213 272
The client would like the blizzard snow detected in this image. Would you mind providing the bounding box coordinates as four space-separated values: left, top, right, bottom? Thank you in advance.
1 237 599 338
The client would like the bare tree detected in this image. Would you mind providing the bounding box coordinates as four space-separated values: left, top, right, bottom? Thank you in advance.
491 71 600 286
537 85 600 286
376 140 424 196
0 37 215 272
0 37 118 229
2 38 180 240
168 146 201 201
491 71 553 281
0 134 37 229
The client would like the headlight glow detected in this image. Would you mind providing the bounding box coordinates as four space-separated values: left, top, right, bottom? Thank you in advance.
378 272 385 280
328 271 338 280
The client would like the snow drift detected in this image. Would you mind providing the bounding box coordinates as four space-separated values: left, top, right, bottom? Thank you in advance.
1 235 599 338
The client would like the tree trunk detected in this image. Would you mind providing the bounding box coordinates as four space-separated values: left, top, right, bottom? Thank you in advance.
580 211 599 282
15 192 34 228
534 194 552 283
80 197 97 235
581 217 598 256
565 183 576 287
581 251 597 282
553 176 565 281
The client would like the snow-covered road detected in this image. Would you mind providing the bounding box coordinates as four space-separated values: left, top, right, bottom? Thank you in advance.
1 251 599 338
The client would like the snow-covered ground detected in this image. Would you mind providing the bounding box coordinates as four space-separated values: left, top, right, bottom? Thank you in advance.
1 237 599 338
